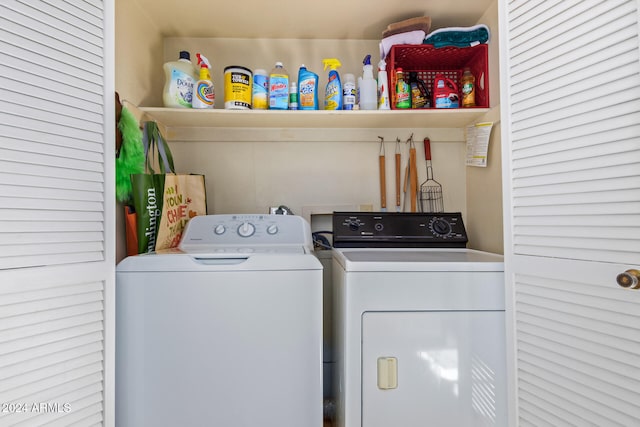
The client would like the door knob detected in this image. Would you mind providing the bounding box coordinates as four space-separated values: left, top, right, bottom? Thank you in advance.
616 269 640 289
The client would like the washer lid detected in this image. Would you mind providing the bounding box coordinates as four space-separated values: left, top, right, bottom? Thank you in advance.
333 248 504 272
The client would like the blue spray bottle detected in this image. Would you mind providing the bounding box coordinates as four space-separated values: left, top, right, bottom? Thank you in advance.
322 58 342 110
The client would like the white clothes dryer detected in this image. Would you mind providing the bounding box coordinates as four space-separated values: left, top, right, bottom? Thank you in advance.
331 212 507 427
116 214 323 427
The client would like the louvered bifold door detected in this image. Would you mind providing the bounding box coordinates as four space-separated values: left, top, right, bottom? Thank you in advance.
0 0 115 426
502 0 640 426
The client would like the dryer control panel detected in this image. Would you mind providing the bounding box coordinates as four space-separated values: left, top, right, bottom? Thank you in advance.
332 212 468 248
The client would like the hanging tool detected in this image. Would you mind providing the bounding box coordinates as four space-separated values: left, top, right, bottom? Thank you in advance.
402 145 410 212
419 137 444 212
395 138 401 212
408 134 418 212
378 136 387 212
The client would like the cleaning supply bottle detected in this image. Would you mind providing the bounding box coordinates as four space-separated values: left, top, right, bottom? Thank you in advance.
395 68 410 109
461 67 476 107
359 55 377 110
163 51 198 108
342 73 356 110
298 64 319 110
192 53 214 109
408 71 430 109
377 60 390 110
434 74 460 108
269 62 289 110
322 58 342 110
288 81 298 110
252 69 269 110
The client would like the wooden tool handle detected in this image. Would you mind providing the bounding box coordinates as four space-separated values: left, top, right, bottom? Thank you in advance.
379 155 386 209
395 153 401 207
409 147 417 212
424 137 431 161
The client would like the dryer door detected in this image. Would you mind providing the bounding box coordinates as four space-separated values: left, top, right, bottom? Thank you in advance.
362 311 507 427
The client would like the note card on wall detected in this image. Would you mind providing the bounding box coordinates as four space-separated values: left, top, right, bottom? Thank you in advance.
465 122 494 167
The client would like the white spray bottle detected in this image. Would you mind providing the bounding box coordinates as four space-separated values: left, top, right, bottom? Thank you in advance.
192 53 214 109
359 55 378 110
377 59 390 110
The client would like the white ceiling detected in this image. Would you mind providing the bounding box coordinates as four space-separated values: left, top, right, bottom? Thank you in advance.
131 0 495 39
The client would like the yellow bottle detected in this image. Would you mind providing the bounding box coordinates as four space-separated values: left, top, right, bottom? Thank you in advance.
461 68 476 107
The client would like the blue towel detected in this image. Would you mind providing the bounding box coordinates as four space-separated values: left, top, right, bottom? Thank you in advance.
424 24 490 48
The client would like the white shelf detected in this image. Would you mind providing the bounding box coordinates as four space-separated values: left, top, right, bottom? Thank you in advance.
140 107 492 130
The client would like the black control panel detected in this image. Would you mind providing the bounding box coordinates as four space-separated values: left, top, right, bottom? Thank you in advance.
332 212 468 248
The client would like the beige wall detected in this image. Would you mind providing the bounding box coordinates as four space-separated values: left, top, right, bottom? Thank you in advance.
167 129 468 218
465 0 504 254
115 0 164 108
465 117 503 253
115 0 164 261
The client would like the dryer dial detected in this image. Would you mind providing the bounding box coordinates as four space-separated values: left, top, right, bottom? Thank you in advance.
348 220 361 231
429 218 452 237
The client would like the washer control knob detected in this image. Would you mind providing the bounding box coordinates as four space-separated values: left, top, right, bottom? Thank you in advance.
237 222 256 238
348 220 360 231
267 224 278 235
214 225 226 235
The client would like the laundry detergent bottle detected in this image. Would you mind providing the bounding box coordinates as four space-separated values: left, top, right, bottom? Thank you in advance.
434 74 460 108
322 58 342 110
163 50 198 108
191 53 214 109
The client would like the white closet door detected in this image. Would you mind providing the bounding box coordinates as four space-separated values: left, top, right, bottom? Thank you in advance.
500 0 640 425
0 0 114 426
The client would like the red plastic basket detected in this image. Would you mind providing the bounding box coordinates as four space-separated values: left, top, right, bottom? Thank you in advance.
386 44 489 109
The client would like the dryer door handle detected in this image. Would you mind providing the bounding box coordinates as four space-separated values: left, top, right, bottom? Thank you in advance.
377 357 398 390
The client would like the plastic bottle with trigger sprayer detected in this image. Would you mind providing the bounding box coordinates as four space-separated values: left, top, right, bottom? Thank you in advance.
192 53 214 109
359 55 377 110
322 58 342 110
377 59 390 110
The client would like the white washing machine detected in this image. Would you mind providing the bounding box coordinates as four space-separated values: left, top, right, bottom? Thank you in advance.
116 214 323 427
331 212 507 427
